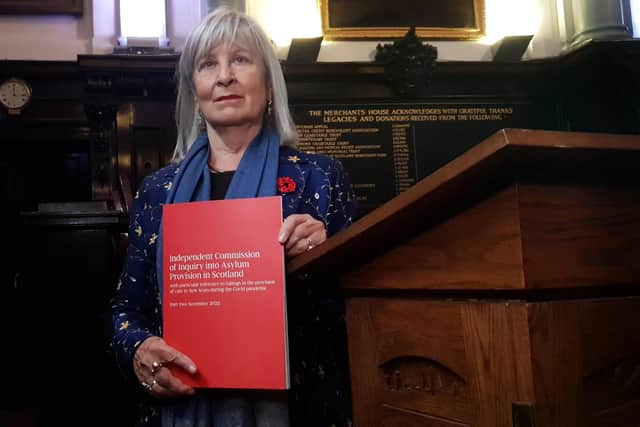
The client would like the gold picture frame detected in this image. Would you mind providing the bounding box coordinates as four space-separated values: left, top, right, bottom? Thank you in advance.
0 0 83 15
320 0 485 40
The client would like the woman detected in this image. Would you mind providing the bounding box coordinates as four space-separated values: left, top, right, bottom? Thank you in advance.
109 6 356 427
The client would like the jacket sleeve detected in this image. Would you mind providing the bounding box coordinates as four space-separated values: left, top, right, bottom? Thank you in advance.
108 176 163 382
325 158 357 237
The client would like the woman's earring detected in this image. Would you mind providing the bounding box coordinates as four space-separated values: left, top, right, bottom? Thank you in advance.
197 111 206 131
267 99 273 116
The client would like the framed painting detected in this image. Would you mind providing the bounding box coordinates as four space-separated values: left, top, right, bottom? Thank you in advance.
320 0 485 40
0 0 83 16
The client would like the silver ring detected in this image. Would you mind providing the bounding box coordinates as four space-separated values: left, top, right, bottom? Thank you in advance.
151 360 164 375
141 378 157 392
306 238 314 251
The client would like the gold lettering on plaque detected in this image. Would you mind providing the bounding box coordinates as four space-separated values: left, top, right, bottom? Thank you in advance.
295 104 516 204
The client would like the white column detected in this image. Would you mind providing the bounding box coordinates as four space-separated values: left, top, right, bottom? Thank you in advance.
92 0 117 54
564 0 632 47
206 0 246 12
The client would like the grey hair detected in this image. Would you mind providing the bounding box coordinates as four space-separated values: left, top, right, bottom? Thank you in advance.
172 6 298 161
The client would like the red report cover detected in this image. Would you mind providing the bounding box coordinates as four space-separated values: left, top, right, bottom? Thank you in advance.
162 196 289 389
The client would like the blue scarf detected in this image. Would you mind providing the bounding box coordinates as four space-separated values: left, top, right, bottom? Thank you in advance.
156 128 280 299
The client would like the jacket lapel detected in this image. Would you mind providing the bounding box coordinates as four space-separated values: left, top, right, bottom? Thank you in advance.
277 151 310 218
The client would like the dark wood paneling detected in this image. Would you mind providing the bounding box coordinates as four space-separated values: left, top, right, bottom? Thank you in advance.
346 299 473 425
288 130 640 279
347 180 640 291
345 295 640 426
296 129 640 426
461 303 535 426
342 184 525 290
380 405 470 426
519 184 640 289
528 298 640 427
10 219 132 426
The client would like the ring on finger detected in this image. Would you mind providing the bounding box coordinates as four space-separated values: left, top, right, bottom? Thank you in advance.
306 238 314 251
141 378 158 392
151 360 164 375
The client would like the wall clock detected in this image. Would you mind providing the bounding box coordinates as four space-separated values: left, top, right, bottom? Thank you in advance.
0 77 32 114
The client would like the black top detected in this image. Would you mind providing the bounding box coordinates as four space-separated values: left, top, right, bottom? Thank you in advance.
209 170 235 200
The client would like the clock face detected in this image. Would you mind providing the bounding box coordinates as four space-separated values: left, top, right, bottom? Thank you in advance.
0 78 32 111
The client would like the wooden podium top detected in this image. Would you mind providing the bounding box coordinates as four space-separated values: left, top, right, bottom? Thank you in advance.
288 129 640 288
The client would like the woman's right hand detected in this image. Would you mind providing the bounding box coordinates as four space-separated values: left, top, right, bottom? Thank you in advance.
133 336 197 398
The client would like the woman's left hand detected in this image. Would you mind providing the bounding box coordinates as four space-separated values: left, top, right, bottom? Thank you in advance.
278 214 327 257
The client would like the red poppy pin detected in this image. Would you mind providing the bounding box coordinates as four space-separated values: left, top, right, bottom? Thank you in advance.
277 176 296 194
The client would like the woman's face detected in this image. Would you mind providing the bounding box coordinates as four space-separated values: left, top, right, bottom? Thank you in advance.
193 43 268 129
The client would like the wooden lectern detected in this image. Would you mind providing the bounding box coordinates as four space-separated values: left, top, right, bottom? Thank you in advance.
288 129 640 427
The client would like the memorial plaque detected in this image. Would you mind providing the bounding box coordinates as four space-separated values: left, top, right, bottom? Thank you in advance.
291 102 551 216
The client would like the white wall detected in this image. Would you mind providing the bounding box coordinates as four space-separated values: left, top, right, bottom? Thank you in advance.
0 0 94 60
0 0 629 62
